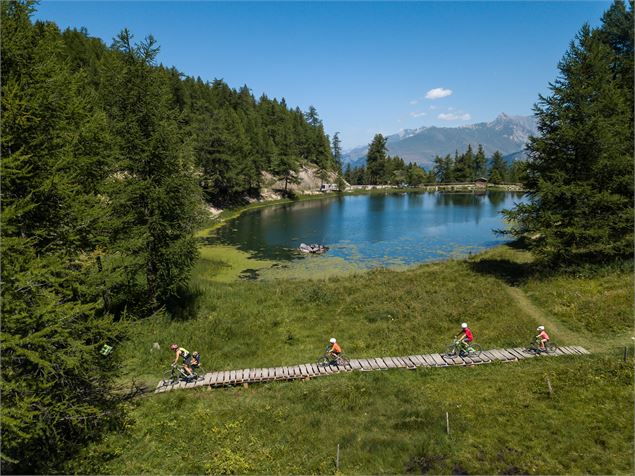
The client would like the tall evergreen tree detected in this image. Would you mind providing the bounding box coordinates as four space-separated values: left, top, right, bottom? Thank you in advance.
474 144 488 178
331 131 343 171
488 151 508 184
1 2 125 471
101 30 201 308
504 1 634 264
366 134 388 185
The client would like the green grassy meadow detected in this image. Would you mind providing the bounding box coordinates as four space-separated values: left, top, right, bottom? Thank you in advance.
74 236 634 474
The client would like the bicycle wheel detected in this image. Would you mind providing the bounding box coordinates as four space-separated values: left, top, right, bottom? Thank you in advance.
445 344 457 357
317 355 330 366
336 354 350 366
162 368 178 386
468 343 482 357
545 342 557 354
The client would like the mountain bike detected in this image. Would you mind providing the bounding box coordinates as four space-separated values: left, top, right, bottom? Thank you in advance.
161 364 201 386
525 336 557 354
445 339 482 358
317 351 350 367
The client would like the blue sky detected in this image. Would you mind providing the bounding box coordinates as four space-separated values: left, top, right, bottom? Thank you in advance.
35 1 611 149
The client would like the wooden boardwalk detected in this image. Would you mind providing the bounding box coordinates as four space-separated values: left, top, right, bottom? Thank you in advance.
155 346 590 394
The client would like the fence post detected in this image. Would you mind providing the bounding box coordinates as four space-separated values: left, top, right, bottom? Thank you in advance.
445 412 450 435
336 443 340 471
546 377 553 398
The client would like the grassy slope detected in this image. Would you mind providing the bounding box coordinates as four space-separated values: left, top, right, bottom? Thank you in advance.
76 245 633 474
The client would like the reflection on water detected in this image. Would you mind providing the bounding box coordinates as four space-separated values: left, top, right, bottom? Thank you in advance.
211 191 527 267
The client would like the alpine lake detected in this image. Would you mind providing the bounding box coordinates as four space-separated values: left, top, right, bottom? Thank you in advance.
201 191 528 280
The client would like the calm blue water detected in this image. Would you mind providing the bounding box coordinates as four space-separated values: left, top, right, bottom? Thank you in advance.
212 191 526 267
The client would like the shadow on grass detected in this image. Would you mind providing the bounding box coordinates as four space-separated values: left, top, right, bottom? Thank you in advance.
468 240 540 286
165 285 206 321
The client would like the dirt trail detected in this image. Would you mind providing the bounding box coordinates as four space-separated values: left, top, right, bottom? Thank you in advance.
504 285 633 353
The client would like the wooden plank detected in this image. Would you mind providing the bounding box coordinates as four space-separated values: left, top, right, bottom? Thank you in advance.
298 364 307 376
573 345 590 355
383 357 398 368
410 355 427 367
498 349 518 360
481 350 502 361
310 363 322 375
403 356 418 366
349 359 363 370
567 346 584 355
358 359 372 371
321 363 334 374
393 357 408 368
374 358 389 370
402 356 417 368
430 353 447 366
421 354 437 366
512 347 532 358
506 348 526 360
558 346 576 356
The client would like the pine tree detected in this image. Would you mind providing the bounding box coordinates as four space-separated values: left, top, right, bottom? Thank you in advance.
504 1 634 264
331 132 343 172
101 30 201 308
1 2 125 470
474 144 487 178
366 134 388 185
454 144 475 181
488 151 508 184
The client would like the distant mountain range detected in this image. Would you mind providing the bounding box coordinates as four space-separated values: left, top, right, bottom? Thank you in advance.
342 113 538 169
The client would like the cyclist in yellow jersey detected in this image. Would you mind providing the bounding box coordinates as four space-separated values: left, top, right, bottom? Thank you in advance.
170 344 193 377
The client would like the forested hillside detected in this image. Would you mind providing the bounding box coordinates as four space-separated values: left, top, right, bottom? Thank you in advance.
0 1 337 472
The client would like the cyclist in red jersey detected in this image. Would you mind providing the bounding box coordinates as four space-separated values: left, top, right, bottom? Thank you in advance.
456 323 473 354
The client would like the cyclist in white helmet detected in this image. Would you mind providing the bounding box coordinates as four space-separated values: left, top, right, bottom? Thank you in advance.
455 323 473 354
535 326 550 351
327 337 342 362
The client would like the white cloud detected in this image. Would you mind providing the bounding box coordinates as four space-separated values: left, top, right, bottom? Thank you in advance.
409 99 419 105
410 111 427 118
438 112 471 121
429 105 437 110
425 87 453 100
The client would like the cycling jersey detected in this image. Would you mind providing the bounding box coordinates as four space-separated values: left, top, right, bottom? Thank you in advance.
178 347 190 359
330 343 342 354
464 328 473 342
538 330 550 340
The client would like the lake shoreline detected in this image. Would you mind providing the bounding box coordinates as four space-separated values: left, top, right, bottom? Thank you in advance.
198 189 526 282
200 183 527 235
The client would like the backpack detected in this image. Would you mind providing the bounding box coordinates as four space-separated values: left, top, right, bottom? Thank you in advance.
191 351 201 368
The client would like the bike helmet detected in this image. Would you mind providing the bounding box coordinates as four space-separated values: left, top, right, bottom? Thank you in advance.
537 326 545 331
170 344 178 350
461 323 468 329
329 337 337 343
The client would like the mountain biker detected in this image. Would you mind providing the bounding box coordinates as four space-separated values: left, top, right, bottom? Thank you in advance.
327 337 342 362
456 323 473 355
535 326 550 351
170 344 193 378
